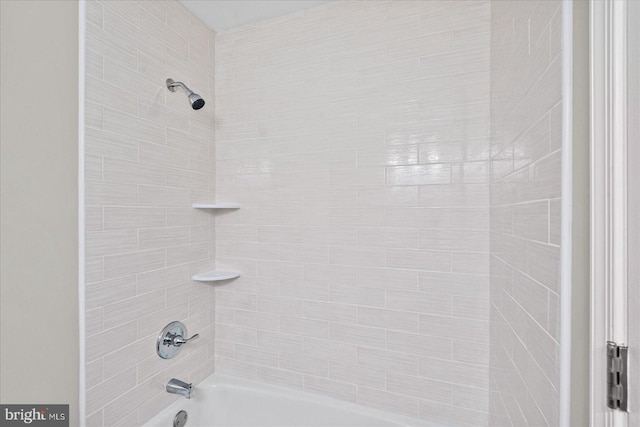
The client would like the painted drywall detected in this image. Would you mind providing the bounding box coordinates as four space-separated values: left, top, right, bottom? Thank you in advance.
82 2 217 425
0 0 80 424
626 0 640 424
214 2 491 425
570 1 590 425
489 1 564 425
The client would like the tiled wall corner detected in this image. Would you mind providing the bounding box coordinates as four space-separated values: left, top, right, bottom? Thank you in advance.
84 1 216 425
214 1 491 425
489 1 563 426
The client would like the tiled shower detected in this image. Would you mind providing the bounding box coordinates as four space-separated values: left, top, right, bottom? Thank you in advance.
83 1 564 426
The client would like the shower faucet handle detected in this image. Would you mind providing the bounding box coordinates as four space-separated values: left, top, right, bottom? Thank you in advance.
168 333 199 347
157 321 199 359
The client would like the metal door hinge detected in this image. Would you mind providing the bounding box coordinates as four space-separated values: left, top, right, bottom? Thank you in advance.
607 341 628 411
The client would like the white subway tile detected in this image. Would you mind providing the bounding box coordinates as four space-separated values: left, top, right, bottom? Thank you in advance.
387 330 453 359
216 290 257 311
419 271 488 297
86 321 137 363
216 356 258 380
103 249 166 280
420 314 489 343
452 252 489 274
86 276 136 310
387 372 452 404
258 296 304 317
103 207 165 230
86 181 137 207
257 330 304 354
86 257 104 284
357 267 419 291
329 322 386 348
328 360 386 389
136 265 189 294
357 387 418 418
304 375 357 402
86 229 138 258
304 338 357 363
304 301 357 324
357 347 418 375
386 290 451 316
279 352 329 377
453 339 489 366
452 296 489 320
329 246 386 267
235 310 280 332
280 244 329 264
234 343 279 367
453 384 489 412
280 277 329 301
358 307 419 333
138 227 190 250
138 186 190 207
386 248 451 272
329 284 385 308
386 164 451 186
102 338 155 380
216 324 258 346
356 227 419 249
257 366 303 390
279 316 329 340
166 243 209 266
85 308 104 338
102 290 165 329
86 367 137 415
419 357 488 389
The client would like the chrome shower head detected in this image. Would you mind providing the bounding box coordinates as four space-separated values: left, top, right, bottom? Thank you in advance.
188 93 205 110
166 78 205 110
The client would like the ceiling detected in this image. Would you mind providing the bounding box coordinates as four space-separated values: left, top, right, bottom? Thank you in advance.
179 1 333 32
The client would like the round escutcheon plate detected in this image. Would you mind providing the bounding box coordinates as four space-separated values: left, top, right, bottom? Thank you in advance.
156 321 187 359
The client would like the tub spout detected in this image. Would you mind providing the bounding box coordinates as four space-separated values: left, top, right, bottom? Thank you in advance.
167 378 193 399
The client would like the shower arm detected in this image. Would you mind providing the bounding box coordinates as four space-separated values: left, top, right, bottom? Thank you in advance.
166 79 193 95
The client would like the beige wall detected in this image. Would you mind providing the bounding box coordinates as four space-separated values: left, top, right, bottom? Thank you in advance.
571 1 590 425
0 0 79 425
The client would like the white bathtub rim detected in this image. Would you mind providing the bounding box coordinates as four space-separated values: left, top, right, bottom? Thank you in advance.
208 374 441 426
144 372 448 427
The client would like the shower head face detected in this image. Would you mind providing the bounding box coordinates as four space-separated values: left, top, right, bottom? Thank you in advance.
189 93 205 110
166 78 205 110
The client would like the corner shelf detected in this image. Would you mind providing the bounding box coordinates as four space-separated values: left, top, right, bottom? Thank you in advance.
192 270 241 282
191 203 241 283
192 203 241 209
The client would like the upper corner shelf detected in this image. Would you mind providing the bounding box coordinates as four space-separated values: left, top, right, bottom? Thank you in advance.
192 270 241 282
192 203 241 209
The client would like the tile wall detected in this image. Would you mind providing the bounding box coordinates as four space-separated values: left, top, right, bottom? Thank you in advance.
489 1 563 426
84 1 216 425
214 1 491 425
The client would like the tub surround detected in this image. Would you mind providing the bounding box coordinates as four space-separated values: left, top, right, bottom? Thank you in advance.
84 1 216 425
489 1 563 425
81 0 570 426
214 1 491 425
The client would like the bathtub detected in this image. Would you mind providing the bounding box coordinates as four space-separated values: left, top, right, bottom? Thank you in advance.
143 374 443 427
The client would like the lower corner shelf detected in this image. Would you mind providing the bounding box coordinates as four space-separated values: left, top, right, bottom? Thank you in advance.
192 203 241 209
192 270 241 282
